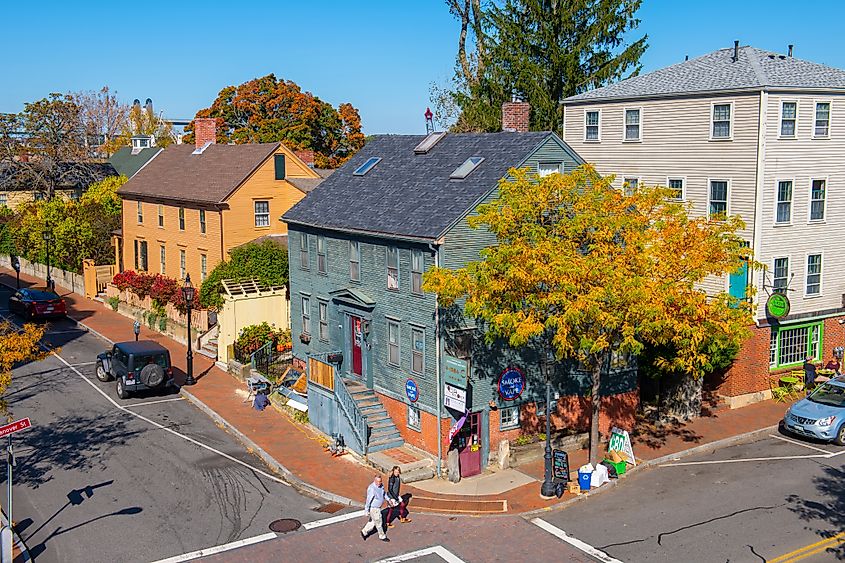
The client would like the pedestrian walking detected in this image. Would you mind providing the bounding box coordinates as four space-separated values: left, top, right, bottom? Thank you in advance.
386 466 411 527
361 475 389 542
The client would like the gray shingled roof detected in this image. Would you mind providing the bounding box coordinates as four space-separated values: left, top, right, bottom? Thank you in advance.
283 132 576 240
565 46 845 103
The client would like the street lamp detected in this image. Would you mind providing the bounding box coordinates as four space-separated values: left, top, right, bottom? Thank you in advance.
540 349 556 498
182 274 196 386
10 256 20 289
42 228 54 291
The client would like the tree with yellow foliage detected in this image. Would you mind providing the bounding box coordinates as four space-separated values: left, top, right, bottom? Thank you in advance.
423 165 756 463
0 322 47 417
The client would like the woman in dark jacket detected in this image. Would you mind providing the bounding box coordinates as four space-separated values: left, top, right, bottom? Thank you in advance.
386 466 411 527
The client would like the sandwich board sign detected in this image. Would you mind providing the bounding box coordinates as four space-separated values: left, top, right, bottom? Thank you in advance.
608 426 636 466
552 449 570 483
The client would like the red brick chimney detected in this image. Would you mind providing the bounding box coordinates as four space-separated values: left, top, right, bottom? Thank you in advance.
295 149 315 167
194 118 217 149
502 99 530 133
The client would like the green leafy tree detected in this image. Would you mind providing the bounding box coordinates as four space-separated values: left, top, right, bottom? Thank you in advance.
424 165 756 463
81 175 125 216
200 240 290 309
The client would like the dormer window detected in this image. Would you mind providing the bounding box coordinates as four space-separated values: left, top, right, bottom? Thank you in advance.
131 135 154 155
450 157 484 179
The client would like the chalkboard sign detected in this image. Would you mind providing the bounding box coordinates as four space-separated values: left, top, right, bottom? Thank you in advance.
552 449 570 483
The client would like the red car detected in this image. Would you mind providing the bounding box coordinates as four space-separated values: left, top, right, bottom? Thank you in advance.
8 288 67 320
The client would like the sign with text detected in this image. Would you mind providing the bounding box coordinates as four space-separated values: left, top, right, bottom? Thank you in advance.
552 449 570 483
444 355 469 389
405 379 419 403
444 383 467 412
608 426 636 466
0 418 31 439
766 293 790 319
497 367 526 401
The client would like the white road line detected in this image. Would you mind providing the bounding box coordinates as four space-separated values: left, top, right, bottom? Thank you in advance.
149 532 278 563
769 433 835 454
531 518 624 563
659 454 830 467
68 361 96 367
373 545 467 563
123 397 185 408
301 509 365 530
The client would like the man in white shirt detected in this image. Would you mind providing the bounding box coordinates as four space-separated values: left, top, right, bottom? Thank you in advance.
361 474 389 542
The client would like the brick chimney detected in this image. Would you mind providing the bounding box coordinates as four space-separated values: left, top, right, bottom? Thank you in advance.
295 149 315 167
194 118 217 149
502 99 530 133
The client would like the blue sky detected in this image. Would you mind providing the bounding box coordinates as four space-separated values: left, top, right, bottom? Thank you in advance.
3 1 844 134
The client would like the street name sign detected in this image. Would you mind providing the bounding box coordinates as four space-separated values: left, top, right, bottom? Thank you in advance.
0 418 30 439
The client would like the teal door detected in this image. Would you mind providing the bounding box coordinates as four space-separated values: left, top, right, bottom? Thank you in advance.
729 261 748 303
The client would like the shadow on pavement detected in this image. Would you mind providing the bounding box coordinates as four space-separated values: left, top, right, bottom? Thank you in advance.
787 461 845 559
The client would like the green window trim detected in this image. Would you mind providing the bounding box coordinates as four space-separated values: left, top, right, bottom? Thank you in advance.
769 320 823 370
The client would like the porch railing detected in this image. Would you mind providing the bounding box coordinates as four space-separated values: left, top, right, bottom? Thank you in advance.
333 366 368 456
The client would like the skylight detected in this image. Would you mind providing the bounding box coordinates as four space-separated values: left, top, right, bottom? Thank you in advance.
413 131 447 154
353 157 382 176
450 157 485 179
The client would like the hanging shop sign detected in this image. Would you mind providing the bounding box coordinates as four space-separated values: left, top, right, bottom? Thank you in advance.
608 426 637 466
405 379 419 403
444 355 469 389
766 293 790 319
444 383 467 412
498 367 526 401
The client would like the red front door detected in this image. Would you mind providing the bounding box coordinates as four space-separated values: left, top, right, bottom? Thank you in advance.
458 412 482 478
350 316 363 377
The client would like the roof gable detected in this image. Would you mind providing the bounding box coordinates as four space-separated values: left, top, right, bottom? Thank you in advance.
108 146 163 178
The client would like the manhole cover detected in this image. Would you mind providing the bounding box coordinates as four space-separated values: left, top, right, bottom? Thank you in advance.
314 502 345 514
269 518 302 533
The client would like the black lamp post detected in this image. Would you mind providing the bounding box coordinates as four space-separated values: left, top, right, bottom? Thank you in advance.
182 274 196 386
10 256 20 289
540 350 556 498
42 228 54 291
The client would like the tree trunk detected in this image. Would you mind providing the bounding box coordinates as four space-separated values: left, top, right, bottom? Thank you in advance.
662 374 702 421
588 358 603 465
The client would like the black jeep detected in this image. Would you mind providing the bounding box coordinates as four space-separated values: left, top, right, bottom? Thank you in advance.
96 340 176 399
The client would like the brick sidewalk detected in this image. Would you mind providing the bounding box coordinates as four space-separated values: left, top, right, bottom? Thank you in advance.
1 267 788 516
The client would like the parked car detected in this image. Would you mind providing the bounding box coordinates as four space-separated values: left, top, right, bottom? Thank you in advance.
8 288 66 320
782 376 845 445
96 340 176 399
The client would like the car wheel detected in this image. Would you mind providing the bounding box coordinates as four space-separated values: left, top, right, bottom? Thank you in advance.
116 378 129 400
96 361 110 382
834 424 845 447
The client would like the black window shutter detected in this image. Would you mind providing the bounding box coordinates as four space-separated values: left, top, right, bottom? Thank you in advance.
274 154 286 180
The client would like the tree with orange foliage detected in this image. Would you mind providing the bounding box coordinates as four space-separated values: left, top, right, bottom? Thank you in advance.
0 322 48 417
423 165 757 464
184 75 365 168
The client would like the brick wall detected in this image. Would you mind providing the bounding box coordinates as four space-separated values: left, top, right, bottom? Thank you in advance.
718 323 771 397
378 391 448 454
502 102 530 133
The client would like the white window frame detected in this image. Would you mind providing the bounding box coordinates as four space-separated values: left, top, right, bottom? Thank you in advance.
666 176 686 201
622 177 638 196
0 193 7 206
254 200 270 228
301 295 311 335
805 253 823 297
317 235 327 275
407 404 421 431
499 405 520 430
774 178 794 226
808 177 827 223
318 300 329 341
538 162 562 177
410 326 425 374
710 101 734 141
778 99 798 139
707 178 731 218
623 107 642 142
387 318 400 366
411 249 424 295
772 256 789 293
349 240 360 281
178 207 185 231
159 245 166 275
812 100 832 139
584 109 601 142
179 249 186 279
137 201 143 223
386 247 399 291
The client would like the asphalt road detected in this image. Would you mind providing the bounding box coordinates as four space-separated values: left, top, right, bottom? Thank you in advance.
0 286 346 563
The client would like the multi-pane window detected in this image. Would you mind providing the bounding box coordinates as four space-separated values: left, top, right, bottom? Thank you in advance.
408 405 421 431
712 103 731 138
138 241 148 271
500 406 519 429
137 201 143 223
622 178 638 196
387 320 400 366
158 205 164 227
178 207 185 230
180 249 186 279
411 250 424 294
301 295 311 335
709 180 728 217
538 162 561 177
806 254 822 296
201 254 207 281
299 233 309 270
769 330 778 366
386 247 399 290
411 327 424 374
349 241 360 281
773 257 789 292
0 194 7 207
317 235 327 274
667 178 684 200
199 209 206 234
318 301 328 341
810 179 826 221
624 108 641 141
773 323 822 368
780 101 797 137
254 200 270 227
585 110 600 141
159 245 166 275
814 102 830 138
775 181 792 224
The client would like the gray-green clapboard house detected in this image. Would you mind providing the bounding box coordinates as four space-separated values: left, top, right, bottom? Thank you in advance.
282 126 637 470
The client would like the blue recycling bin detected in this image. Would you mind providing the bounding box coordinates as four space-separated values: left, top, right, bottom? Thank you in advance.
578 470 592 491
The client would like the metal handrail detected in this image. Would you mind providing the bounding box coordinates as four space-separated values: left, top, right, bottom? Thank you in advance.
333 368 368 456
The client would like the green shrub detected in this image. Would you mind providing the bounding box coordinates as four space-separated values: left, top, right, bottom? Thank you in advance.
147 313 157 330
107 296 119 311
199 240 289 309
158 316 167 332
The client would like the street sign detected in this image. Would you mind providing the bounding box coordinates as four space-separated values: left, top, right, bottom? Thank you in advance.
444 383 467 412
0 418 30 439
444 355 468 389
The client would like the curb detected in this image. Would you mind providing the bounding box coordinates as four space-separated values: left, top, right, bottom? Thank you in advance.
179 387 363 509
521 423 779 519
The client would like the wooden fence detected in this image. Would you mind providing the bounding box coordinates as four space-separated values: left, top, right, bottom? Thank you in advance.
308 357 334 391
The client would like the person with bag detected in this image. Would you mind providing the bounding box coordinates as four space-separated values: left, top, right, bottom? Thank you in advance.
386 466 411 527
360 475 389 542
